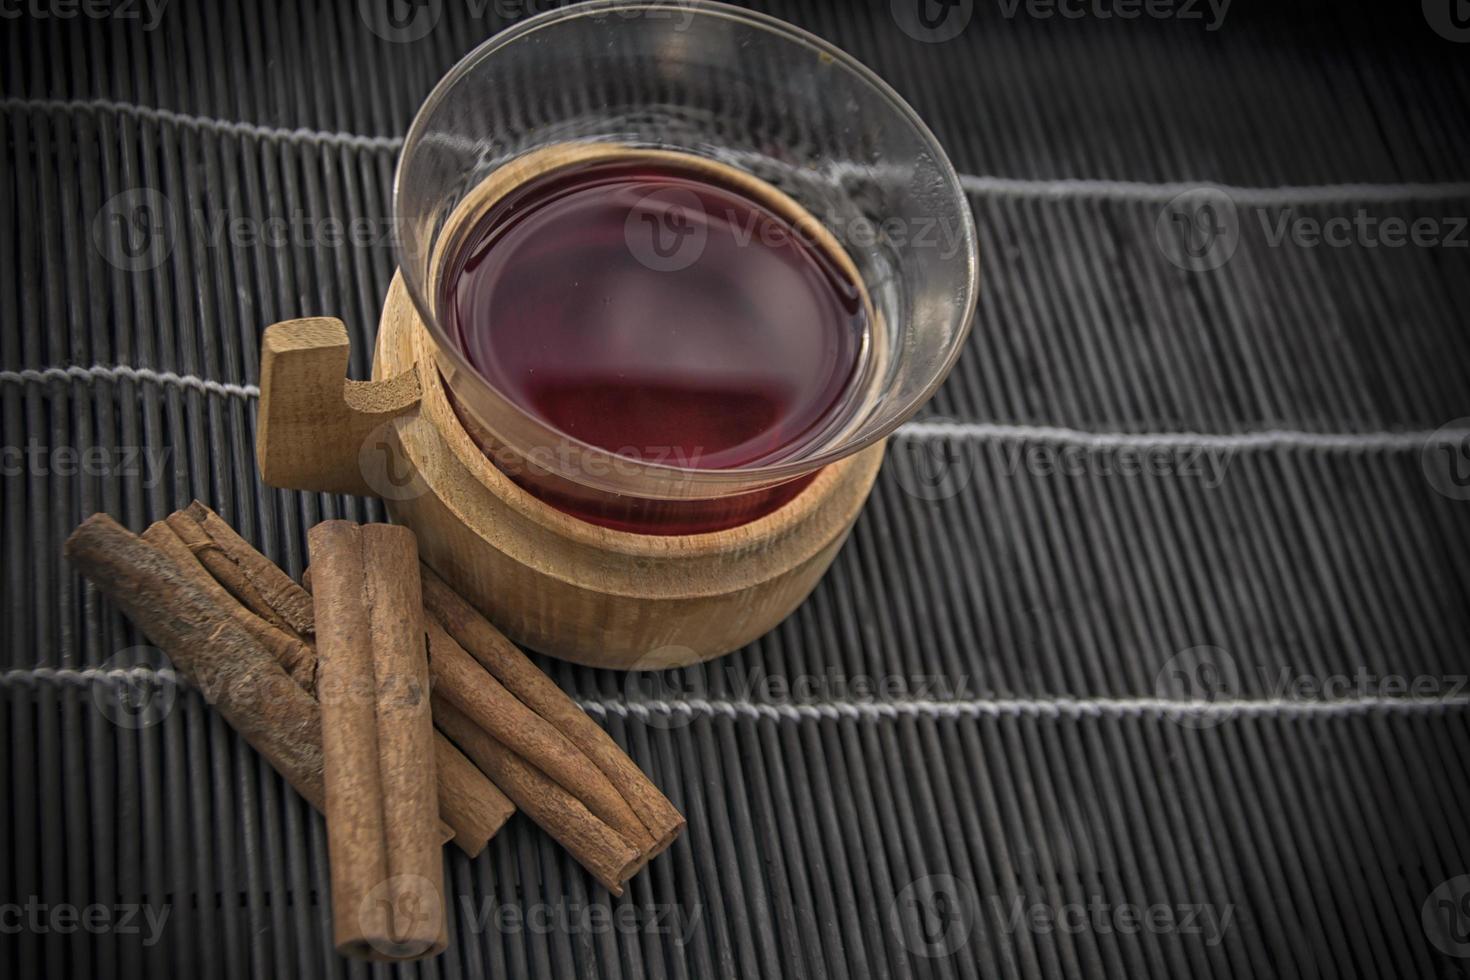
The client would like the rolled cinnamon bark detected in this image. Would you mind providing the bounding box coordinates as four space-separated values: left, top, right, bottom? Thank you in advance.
309 521 444 961
150 515 471 849
64 514 326 810
178 503 509 856
434 697 643 895
434 735 517 857
278 636 510 857
141 521 318 688
426 620 653 854
421 566 684 853
272 622 512 856
172 501 315 639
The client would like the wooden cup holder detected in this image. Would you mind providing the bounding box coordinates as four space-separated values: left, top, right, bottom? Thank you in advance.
256 275 884 669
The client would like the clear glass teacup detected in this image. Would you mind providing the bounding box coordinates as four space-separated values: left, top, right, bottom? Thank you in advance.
394 0 977 534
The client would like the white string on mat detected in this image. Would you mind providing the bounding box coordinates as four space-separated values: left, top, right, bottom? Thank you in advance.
6 96 1470 205
3 668 1466 722
4 363 1463 454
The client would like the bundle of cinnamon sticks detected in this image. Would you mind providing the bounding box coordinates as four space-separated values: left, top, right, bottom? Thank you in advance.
65 502 683 962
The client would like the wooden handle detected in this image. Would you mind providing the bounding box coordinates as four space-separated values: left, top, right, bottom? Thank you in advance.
256 317 422 497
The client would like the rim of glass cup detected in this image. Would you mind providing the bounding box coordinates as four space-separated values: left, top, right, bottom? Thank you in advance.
393 0 978 496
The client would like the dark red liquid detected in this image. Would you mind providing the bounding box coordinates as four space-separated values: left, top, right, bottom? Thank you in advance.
441 156 868 533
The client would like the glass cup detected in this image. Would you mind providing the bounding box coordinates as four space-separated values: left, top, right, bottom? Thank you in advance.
394 0 978 534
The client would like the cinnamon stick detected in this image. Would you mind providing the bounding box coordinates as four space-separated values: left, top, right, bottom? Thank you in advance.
179 505 511 852
279 629 513 856
151 514 473 850
434 735 517 857
172 500 315 639
309 521 444 961
141 521 318 688
265 575 515 857
434 697 642 894
64 514 326 810
421 566 684 853
426 620 653 854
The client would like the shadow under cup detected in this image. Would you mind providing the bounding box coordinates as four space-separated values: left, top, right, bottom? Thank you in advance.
393 1 978 535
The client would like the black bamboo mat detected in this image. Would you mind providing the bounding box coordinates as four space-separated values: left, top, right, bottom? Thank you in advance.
5 1 1470 977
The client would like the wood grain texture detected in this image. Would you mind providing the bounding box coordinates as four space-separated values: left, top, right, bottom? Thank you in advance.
256 316 422 496
255 146 885 667
382 290 885 665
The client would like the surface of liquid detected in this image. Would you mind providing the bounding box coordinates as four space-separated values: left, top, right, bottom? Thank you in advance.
441 155 869 532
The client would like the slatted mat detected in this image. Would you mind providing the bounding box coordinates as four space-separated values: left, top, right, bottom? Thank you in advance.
4 1 1470 977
